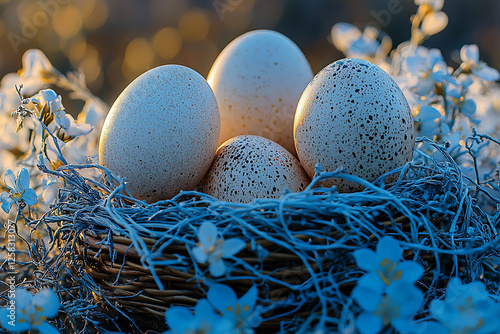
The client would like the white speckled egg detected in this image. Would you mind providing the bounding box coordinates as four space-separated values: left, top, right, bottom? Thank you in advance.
204 135 310 203
294 58 415 192
99 65 220 202
207 30 313 156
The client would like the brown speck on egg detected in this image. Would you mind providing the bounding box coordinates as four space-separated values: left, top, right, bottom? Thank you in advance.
293 58 415 192
204 135 310 203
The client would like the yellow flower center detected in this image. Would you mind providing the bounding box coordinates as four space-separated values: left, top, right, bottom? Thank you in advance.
378 258 403 285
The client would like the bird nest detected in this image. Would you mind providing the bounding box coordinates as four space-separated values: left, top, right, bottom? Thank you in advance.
27 137 500 333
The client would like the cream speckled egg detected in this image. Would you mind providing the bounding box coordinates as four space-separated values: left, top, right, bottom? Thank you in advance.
204 135 310 203
294 58 415 192
99 65 220 202
207 30 313 156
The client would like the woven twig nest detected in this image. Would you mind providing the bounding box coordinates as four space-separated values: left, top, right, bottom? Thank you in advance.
32 139 500 333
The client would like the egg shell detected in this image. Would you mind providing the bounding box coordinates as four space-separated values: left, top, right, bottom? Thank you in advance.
207 30 313 156
99 65 220 202
204 135 310 203
294 58 415 192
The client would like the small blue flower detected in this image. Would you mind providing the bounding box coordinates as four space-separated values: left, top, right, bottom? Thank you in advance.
192 222 245 277
427 278 500 334
0 167 38 213
165 299 232 334
446 88 477 120
353 281 423 334
0 288 60 334
353 236 423 290
207 283 260 333
460 44 500 81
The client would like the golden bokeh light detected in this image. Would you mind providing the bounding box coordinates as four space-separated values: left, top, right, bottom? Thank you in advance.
83 0 109 30
76 44 102 86
152 27 182 61
65 36 88 63
178 8 210 42
52 6 83 39
123 38 156 79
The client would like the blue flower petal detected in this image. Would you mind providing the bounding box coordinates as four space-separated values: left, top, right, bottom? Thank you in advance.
34 321 61 334
209 257 226 277
391 318 419 334
0 308 31 332
221 238 245 258
17 167 31 191
356 272 386 291
387 282 423 316
198 222 217 249
356 312 383 334
3 169 17 192
1 199 13 214
416 321 448 334
207 283 237 317
376 237 402 263
352 285 383 312
194 299 219 323
22 188 38 206
192 246 207 264
353 248 378 272
32 289 59 318
398 261 424 283
473 65 500 81
166 306 194 332
238 285 257 318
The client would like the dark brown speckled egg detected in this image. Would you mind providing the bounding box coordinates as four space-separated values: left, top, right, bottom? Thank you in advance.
204 135 310 203
293 58 415 192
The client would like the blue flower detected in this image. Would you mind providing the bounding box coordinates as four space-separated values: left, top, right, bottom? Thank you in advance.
353 236 423 290
165 299 232 334
403 48 454 96
0 167 38 213
427 278 500 334
207 284 260 333
460 45 500 81
192 222 246 277
353 281 423 334
446 88 477 120
0 288 60 334
165 284 259 334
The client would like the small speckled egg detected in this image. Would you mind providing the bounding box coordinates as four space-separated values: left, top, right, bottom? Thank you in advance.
204 135 310 203
207 30 313 156
99 65 220 202
294 58 415 192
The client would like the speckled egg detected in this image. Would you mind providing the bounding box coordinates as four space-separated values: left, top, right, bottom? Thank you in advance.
99 65 220 202
207 30 313 156
204 135 310 203
294 58 415 192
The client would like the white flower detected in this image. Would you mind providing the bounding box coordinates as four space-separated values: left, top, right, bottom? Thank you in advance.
192 222 245 277
0 288 60 334
460 45 500 81
30 89 65 117
41 175 62 205
20 49 53 80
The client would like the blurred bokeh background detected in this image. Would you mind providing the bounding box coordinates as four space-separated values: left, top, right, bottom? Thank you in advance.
0 0 499 104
